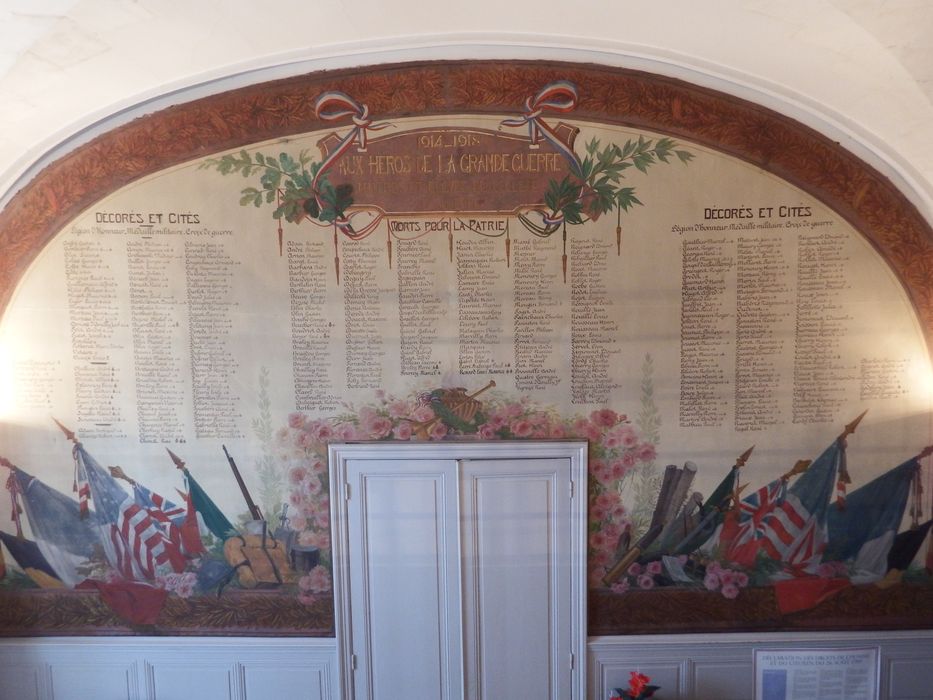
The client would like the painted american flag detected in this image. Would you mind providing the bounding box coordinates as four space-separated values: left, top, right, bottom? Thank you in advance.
133 484 204 558
72 445 91 517
110 496 187 581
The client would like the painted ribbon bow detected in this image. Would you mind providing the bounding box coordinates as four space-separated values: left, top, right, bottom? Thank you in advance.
311 91 390 238
500 80 582 176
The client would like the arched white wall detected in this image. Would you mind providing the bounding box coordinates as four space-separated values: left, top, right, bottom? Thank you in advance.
1 0 932 226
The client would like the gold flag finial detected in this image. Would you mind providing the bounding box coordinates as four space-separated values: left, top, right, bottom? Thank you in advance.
165 448 186 470
839 410 868 440
51 417 77 443
108 465 136 486
736 445 755 467
781 459 811 481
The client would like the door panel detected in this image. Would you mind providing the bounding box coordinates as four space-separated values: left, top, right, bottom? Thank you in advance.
461 458 572 700
345 459 463 700
331 443 586 700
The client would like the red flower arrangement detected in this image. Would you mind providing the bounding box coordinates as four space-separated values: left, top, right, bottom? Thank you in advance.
610 671 659 699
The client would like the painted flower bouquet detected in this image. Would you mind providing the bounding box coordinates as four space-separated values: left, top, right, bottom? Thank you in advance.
610 671 659 700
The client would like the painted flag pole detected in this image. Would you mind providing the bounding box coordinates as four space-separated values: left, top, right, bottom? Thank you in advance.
167 448 236 540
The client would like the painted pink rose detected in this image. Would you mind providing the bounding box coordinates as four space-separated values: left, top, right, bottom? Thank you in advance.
609 460 629 480
590 408 619 427
297 593 317 606
602 433 622 449
611 579 631 594
311 459 326 474
637 574 655 590
734 572 749 587
289 466 310 485
429 422 448 440
707 560 722 574
589 531 608 549
489 414 508 430
528 412 548 427
296 430 316 449
314 423 334 442
592 549 611 566
595 492 616 510
592 460 612 485
313 512 330 529
335 422 358 441
411 405 435 423
289 491 304 508
175 575 196 599
298 573 315 593
704 572 721 591
719 570 736 586
646 560 663 576
393 421 413 440
548 423 566 439
637 442 657 462
306 565 332 593
367 416 393 439
387 400 410 419
627 562 643 577
721 583 740 600
288 412 307 429
303 478 323 497
602 522 622 542
478 423 497 439
510 419 533 437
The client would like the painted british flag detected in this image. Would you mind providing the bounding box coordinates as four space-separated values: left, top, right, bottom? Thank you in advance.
725 441 843 571
725 484 827 570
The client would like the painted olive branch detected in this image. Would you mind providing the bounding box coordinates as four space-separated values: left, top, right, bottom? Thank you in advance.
526 136 694 236
199 149 353 226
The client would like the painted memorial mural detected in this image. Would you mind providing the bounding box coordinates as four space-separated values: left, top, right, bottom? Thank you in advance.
0 62 931 636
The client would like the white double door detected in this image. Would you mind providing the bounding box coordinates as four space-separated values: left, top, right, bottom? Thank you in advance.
329 442 587 700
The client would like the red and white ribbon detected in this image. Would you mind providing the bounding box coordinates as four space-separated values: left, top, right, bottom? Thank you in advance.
501 81 582 176
311 91 390 238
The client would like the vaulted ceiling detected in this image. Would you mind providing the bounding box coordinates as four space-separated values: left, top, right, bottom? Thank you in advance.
1 0 931 224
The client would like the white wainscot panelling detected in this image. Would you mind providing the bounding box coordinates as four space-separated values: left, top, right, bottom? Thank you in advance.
0 637 337 700
588 630 933 700
0 661 44 700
